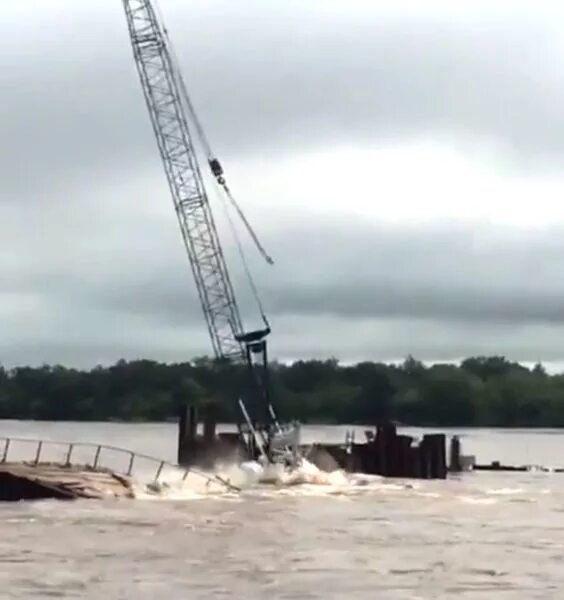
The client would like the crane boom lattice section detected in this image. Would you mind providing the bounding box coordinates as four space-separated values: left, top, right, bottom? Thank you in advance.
122 0 244 360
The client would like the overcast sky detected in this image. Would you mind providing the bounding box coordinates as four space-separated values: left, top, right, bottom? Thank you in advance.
3 0 564 368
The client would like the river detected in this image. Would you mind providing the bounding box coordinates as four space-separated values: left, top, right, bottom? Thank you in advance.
1 421 564 599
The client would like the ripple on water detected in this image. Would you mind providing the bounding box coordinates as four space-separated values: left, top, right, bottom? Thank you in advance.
3 456 564 598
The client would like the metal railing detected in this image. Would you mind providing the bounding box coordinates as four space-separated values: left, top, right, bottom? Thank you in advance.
0 436 238 491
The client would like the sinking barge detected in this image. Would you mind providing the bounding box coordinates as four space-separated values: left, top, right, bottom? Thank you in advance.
0 437 143 501
0 436 236 502
0 463 134 501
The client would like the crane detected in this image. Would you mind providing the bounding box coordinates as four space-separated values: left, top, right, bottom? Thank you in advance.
120 0 298 463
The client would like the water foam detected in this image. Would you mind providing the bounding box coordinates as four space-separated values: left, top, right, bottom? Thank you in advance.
134 458 402 500
486 487 525 496
134 467 238 500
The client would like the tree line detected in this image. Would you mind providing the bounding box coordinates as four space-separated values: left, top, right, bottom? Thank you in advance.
1 355 563 427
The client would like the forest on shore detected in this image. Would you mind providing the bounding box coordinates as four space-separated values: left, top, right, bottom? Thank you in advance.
2 355 564 427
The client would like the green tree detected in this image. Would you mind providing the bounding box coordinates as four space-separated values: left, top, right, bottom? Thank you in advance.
1 354 564 428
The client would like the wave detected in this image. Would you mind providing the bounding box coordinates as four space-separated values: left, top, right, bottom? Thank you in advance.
132 457 408 500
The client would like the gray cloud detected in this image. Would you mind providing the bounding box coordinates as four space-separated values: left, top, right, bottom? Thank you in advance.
262 220 564 325
3 1 564 366
3 211 564 366
140 220 564 330
2 0 564 203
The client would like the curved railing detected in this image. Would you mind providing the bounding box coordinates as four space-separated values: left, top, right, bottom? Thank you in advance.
0 436 238 491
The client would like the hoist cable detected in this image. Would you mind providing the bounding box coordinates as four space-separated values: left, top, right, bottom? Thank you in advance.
212 184 270 329
220 183 274 265
154 0 274 267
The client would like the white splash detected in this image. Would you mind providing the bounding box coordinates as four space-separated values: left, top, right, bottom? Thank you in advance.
458 495 498 505
134 457 401 500
134 467 237 500
486 487 525 496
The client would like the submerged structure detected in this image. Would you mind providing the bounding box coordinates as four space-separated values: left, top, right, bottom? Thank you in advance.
0 463 134 501
175 419 451 480
0 437 237 502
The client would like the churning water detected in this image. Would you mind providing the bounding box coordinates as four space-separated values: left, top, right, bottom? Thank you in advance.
2 421 564 599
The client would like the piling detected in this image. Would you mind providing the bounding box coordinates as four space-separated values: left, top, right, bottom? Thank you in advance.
396 435 413 478
203 406 217 444
421 434 447 479
408 446 421 478
177 403 198 465
449 435 462 472
344 422 449 479
375 422 397 476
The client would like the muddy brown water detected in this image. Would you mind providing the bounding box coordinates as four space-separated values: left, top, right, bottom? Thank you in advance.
2 421 564 599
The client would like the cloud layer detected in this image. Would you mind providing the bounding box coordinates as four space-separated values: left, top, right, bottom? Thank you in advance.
2 1 564 366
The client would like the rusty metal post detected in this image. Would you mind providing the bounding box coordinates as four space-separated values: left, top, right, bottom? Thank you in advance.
1 439 10 463
93 445 102 469
65 444 74 466
154 460 165 482
34 441 43 465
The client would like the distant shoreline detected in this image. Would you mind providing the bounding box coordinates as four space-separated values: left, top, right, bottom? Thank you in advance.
1 356 563 428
